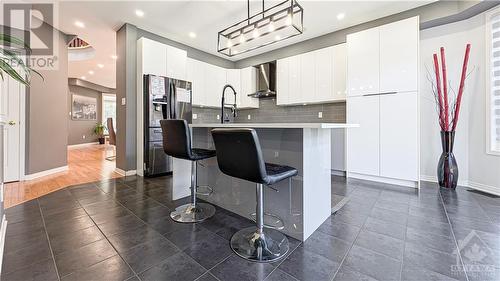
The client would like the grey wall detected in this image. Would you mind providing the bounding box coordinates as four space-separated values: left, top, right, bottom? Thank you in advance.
26 21 70 174
68 85 102 145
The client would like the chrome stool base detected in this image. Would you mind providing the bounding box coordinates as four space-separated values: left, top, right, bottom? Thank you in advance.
170 202 215 223
230 226 289 262
250 212 285 230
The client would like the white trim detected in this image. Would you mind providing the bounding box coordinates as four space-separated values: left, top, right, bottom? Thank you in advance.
0 215 7 275
420 174 469 187
468 181 500 196
347 172 418 188
24 165 69 180
67 142 99 149
485 7 500 156
330 169 346 177
115 168 137 176
19 84 26 181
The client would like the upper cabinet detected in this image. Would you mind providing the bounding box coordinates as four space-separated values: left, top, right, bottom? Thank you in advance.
166 45 187 80
276 44 347 106
379 17 419 93
186 58 206 106
138 38 187 81
347 28 380 97
239 67 259 109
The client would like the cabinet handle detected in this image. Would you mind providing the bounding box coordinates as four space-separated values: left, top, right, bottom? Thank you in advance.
363 92 397 97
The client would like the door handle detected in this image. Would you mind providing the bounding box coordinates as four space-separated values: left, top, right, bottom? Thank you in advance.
8 120 16 126
363 92 397 97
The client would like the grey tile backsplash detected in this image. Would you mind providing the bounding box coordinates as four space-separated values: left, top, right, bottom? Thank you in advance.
192 98 346 124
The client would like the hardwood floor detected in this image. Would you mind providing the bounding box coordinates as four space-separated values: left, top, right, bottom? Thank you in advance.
4 144 122 208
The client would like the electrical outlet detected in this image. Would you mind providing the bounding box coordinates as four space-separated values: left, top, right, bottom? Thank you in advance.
247 114 251 120
274 151 279 158
193 113 198 119
121 98 126 105
216 114 220 120
82 135 86 139
318 112 323 119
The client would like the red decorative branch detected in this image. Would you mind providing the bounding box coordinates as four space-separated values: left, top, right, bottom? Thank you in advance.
452 44 471 131
433 54 445 131
440 47 449 131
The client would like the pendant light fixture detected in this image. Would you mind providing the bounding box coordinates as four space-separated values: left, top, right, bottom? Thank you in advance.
218 0 304 57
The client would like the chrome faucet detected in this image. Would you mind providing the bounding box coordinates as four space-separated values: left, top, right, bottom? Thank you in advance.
221 84 237 124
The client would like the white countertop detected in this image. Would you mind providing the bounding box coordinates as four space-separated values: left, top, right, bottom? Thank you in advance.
190 123 359 129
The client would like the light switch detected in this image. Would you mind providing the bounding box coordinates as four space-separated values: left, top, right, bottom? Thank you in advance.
318 112 323 119
193 113 198 119
216 114 220 120
82 135 86 139
121 98 126 105
247 115 251 120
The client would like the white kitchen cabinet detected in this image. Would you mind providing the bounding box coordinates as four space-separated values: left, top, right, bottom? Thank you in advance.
139 38 167 77
186 58 206 106
288 55 301 104
380 92 418 181
332 43 347 100
314 47 333 102
379 17 419 93
225 69 240 106
347 27 380 96
205 64 226 108
300 51 316 103
240 67 259 108
276 58 290 105
166 45 187 80
347 95 380 176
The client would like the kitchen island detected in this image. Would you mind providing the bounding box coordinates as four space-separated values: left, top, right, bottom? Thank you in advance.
172 123 357 241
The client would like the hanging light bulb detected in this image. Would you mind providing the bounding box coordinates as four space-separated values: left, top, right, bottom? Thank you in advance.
269 22 275 32
253 27 260 39
239 34 245 43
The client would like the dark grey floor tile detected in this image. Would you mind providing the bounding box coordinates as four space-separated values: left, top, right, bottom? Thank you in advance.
183 230 233 268
54 239 117 277
343 245 401 281
374 199 409 214
332 209 369 227
42 207 87 223
139 252 206 281
4 228 47 254
83 200 123 216
6 219 44 237
2 239 52 274
407 215 453 237
76 193 114 206
145 216 195 235
5 200 39 216
132 205 171 222
369 207 408 225
317 219 361 243
401 262 462 281
408 205 449 223
333 265 378 281
121 237 179 273
449 217 500 234
97 214 146 236
108 226 165 253
445 205 491 221
302 231 351 263
0 258 58 281
5 208 42 224
90 206 131 224
212 254 275 281
278 246 339 281
354 229 404 260
164 225 219 250
338 200 374 214
45 215 95 237
200 211 254 240
466 268 500 281
363 217 406 240
405 227 457 254
40 201 81 217
264 268 299 281
49 225 105 255
196 272 219 281
403 242 466 280
60 255 134 281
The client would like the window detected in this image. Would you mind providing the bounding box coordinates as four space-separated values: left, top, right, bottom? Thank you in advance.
102 93 116 134
487 8 500 155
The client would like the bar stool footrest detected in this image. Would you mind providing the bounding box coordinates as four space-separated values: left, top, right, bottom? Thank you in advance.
196 185 213 196
250 212 285 230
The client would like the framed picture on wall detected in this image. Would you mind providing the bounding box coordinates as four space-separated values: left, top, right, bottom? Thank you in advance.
72 94 97 120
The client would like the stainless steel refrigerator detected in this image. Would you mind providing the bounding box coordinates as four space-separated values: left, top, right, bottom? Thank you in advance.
143 74 192 177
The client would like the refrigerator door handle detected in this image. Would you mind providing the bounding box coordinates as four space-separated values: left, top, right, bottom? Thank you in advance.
172 83 177 119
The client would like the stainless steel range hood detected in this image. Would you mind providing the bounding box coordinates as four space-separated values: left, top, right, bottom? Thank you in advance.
248 62 276 98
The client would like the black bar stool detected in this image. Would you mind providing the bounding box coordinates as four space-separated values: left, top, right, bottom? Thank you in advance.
160 119 216 223
211 128 298 262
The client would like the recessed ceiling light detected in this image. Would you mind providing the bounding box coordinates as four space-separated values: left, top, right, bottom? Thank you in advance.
189 32 197 38
111 55 118 60
135 9 145 17
81 76 86 80
97 64 104 68
74 21 85 28
336 13 345 20
88 70 94 75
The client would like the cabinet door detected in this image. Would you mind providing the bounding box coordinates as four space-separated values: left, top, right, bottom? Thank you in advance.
225 69 240 106
333 43 347 100
315 47 333 102
347 27 379 96
140 38 167 76
288 55 301 104
213 66 226 108
240 67 259 108
347 95 380 176
166 45 187 80
380 17 418 93
187 58 205 106
300 51 316 103
276 58 289 105
380 92 418 181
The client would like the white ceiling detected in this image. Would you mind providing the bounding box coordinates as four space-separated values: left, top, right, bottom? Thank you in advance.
58 0 434 89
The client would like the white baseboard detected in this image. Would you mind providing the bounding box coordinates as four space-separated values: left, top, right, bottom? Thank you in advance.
331 170 346 177
115 168 137 177
0 215 7 275
347 172 418 188
67 142 99 149
468 181 500 196
24 166 69 180
420 175 469 187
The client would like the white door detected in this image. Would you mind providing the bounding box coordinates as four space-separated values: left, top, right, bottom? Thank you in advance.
347 27 380 96
380 92 419 181
347 95 380 176
1 75 23 182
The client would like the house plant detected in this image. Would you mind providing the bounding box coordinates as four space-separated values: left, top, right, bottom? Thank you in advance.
430 44 471 189
94 123 106 144
0 33 42 85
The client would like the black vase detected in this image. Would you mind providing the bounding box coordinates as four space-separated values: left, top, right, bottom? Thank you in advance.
437 131 459 189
